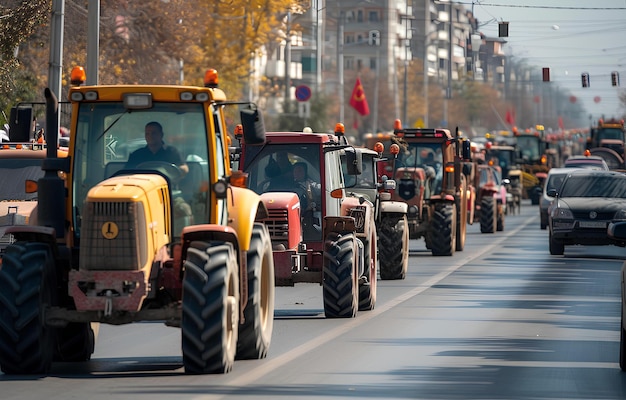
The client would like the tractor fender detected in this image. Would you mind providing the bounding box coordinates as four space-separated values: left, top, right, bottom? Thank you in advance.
379 200 408 215
227 186 266 252
4 225 57 248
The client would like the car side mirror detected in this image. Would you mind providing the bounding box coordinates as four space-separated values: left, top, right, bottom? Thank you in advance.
547 188 557 197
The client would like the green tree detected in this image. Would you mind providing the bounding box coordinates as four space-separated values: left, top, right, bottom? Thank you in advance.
0 0 49 120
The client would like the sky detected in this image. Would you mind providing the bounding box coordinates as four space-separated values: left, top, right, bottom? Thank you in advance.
468 0 626 124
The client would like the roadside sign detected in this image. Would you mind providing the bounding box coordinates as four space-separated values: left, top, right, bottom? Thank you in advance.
295 85 312 102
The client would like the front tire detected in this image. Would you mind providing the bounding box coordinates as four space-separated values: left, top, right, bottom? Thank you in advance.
358 220 377 311
323 232 358 318
236 223 275 360
0 242 57 374
549 233 564 255
55 322 95 362
182 241 239 374
379 215 408 280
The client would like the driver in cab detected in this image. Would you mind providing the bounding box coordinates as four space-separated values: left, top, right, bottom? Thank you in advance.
126 121 189 175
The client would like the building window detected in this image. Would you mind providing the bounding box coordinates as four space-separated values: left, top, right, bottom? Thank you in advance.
370 58 377 70
357 59 363 70
345 34 355 44
357 10 363 22
369 11 379 22
345 57 354 70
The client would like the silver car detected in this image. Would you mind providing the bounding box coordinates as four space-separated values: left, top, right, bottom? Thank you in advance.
539 167 579 230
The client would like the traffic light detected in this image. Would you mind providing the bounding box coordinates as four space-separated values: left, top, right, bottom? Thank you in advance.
542 68 550 82
581 72 590 88
611 71 620 87
368 30 380 46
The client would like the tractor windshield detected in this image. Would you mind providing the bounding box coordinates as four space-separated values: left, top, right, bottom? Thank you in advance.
71 102 212 240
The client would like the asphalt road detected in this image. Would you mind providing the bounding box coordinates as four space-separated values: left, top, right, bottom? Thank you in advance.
2 200 625 399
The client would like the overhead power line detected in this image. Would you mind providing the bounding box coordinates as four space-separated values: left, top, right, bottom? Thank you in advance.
463 2 626 10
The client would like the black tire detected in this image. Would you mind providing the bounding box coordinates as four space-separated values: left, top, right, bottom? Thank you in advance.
549 233 564 256
0 242 56 374
323 233 358 318
358 220 377 311
54 322 95 362
497 205 505 232
182 241 239 374
619 300 626 372
480 196 497 234
429 203 456 256
456 190 467 252
379 215 409 280
236 223 275 360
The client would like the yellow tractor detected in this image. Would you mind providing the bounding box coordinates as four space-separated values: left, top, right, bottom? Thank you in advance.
0 67 275 375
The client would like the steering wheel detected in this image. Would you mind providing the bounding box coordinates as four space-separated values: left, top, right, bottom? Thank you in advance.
136 161 183 183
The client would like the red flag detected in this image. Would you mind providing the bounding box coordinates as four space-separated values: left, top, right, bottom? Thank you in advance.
349 78 370 116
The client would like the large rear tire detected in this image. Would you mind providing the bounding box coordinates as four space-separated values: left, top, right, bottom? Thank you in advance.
323 232 358 318
0 242 56 374
358 220 377 311
236 223 275 360
429 203 456 256
480 196 497 233
379 215 408 280
182 241 239 374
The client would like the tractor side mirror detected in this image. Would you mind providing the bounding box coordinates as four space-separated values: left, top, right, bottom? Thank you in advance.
344 148 362 175
240 106 265 145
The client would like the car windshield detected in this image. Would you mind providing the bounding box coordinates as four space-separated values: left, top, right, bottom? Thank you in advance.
546 173 567 193
559 174 626 198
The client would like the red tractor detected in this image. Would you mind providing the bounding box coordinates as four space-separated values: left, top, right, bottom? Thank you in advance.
386 120 471 256
238 125 378 318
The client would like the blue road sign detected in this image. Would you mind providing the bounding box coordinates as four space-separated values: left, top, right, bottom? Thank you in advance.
295 85 312 102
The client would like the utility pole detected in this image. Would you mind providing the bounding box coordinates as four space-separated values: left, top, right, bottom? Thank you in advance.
338 11 344 124
87 0 100 85
284 10 292 105
48 0 64 100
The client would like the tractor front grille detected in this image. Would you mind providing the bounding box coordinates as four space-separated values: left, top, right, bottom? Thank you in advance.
264 208 290 246
79 201 147 271
349 206 366 233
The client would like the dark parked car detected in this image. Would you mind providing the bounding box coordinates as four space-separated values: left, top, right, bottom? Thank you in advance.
548 169 626 255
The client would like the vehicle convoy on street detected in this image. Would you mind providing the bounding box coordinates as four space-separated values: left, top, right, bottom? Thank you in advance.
0 67 276 375
345 145 409 280
388 120 471 256
547 169 626 255
586 118 625 170
238 124 378 318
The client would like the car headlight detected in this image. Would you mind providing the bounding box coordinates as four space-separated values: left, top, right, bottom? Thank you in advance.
614 209 626 220
553 207 574 219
